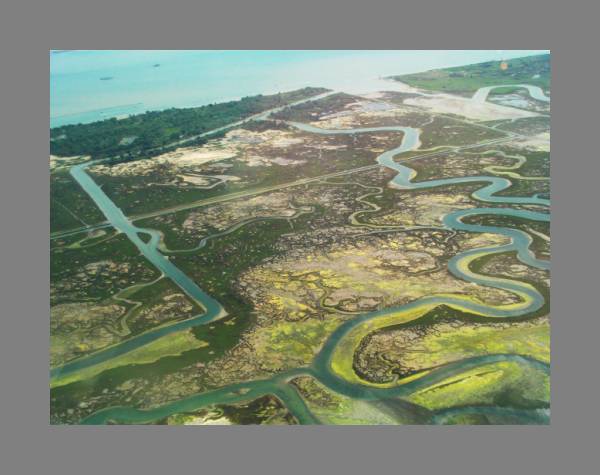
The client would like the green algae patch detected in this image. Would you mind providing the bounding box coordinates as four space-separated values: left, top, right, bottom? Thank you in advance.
51 329 209 389
411 319 549 365
406 360 549 411
355 314 549 383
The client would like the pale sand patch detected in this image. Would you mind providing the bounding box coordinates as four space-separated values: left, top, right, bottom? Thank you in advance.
91 159 157 177
179 175 213 186
239 155 306 167
183 416 233 426
86 125 313 177
405 94 540 121
315 104 420 130
225 128 304 148
317 100 397 122
243 155 271 167
90 142 239 177
88 229 107 238
511 133 550 152
383 80 426 94
50 154 82 162
212 174 241 182
50 154 90 170
352 101 397 113
270 137 305 148
360 91 387 100
165 148 237 166
179 174 241 187
182 191 298 232
271 157 307 166
312 115 358 129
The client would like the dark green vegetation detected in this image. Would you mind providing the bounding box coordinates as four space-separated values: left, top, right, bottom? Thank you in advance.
50 227 116 250
499 178 549 198
51 234 158 304
50 87 328 159
495 116 550 135
241 119 290 132
271 92 358 121
418 116 504 148
50 170 106 232
502 148 549 177
391 53 550 95
171 210 320 313
377 91 424 105
407 145 549 198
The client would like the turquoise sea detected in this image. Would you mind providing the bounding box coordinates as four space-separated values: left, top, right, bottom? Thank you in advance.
50 50 547 128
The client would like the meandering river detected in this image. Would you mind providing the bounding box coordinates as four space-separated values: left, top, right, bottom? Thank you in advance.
52 93 550 424
471 84 550 103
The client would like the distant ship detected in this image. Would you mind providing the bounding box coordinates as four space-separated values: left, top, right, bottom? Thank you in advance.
153 63 161 68
99 76 114 81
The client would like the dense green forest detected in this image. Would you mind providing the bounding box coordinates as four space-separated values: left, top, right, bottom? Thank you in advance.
391 54 550 95
50 87 328 159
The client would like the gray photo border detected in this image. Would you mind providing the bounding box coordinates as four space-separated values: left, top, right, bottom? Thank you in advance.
1 1 599 474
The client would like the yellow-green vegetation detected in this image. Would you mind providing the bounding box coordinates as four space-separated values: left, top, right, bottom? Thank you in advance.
328 297 538 388
146 310 340 391
355 314 549 383
247 316 346 372
239 232 516 320
412 317 549 363
455 252 539 312
329 263 540 388
406 361 549 411
51 329 208 389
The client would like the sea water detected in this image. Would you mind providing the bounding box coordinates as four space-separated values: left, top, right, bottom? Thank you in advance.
50 50 547 128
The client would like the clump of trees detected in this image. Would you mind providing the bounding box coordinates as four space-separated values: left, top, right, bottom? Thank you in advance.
50 87 328 159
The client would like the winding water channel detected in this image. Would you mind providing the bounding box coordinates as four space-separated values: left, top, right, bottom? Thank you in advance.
52 96 549 424
471 84 550 103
